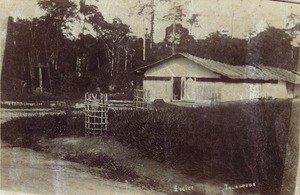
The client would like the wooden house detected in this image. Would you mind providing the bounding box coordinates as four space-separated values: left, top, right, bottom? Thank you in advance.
134 53 300 103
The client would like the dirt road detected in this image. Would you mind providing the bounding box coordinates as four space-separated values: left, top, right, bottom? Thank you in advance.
1 142 162 195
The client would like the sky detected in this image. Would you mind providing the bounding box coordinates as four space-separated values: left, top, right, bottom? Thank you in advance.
1 0 300 45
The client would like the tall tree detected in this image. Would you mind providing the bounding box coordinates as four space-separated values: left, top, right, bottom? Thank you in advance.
134 0 155 48
165 23 194 53
133 0 173 49
247 27 293 70
187 13 200 35
76 0 106 77
38 0 77 71
201 31 247 65
162 0 189 54
285 13 300 33
79 0 100 35
94 18 131 77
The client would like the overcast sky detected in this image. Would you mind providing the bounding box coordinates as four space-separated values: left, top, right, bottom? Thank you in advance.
1 0 300 44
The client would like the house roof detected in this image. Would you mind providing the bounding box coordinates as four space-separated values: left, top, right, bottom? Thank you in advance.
134 53 300 84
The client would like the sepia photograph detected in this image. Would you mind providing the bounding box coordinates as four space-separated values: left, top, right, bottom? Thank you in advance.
1 0 300 194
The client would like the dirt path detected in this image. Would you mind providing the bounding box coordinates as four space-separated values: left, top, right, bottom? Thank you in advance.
1 141 163 195
42 137 233 194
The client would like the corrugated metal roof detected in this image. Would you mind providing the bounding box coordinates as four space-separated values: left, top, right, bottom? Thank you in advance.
135 53 300 84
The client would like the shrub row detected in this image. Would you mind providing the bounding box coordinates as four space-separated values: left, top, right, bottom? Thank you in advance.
108 100 292 194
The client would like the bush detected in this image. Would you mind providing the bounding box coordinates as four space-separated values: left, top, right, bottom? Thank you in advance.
1 114 85 147
108 100 292 194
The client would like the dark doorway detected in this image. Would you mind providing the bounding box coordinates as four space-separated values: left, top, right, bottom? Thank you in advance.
173 77 181 100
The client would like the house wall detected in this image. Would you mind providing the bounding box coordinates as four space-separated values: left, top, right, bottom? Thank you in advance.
143 79 293 103
194 81 292 102
144 58 221 78
143 80 172 102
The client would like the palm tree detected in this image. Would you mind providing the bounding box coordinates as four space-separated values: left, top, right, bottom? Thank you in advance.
187 13 200 35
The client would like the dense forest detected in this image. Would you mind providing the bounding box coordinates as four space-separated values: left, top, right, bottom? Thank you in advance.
1 0 300 101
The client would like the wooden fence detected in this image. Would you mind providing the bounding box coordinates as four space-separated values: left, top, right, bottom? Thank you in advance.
84 92 108 136
133 89 151 110
107 100 134 110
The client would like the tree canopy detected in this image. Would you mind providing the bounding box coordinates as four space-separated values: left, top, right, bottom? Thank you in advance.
246 27 293 70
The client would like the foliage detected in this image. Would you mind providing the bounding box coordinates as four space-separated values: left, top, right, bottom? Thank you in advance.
197 31 247 65
1 114 85 147
1 100 294 194
162 3 186 22
246 27 294 70
2 0 141 99
187 13 200 35
164 23 195 53
108 100 292 194
1 0 298 101
161 0 190 54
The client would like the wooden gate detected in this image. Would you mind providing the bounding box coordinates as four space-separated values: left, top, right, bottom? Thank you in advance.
84 92 108 136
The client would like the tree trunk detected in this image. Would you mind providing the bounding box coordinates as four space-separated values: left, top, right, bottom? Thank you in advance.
172 1 176 55
86 57 89 71
44 32 52 92
29 24 35 91
38 64 43 94
143 34 146 61
111 48 115 76
189 24 193 36
55 25 59 71
47 62 52 92
97 57 100 72
76 56 82 77
125 49 128 71
22 52 26 75
117 49 120 65
105 44 115 76
28 52 35 91
150 0 155 49
130 54 133 67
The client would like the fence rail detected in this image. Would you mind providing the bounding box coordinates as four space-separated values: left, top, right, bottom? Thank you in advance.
107 100 134 110
84 92 108 136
